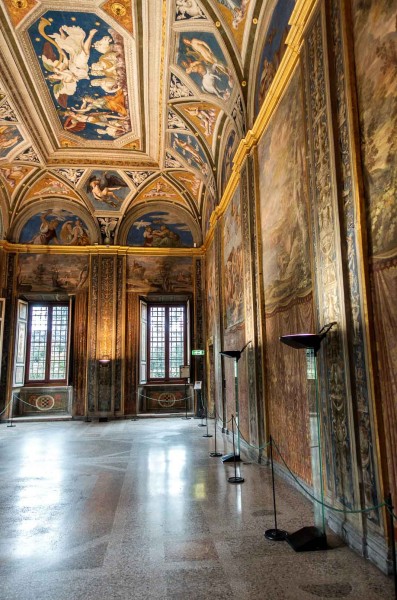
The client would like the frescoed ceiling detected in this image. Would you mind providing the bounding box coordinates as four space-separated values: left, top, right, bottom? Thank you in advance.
0 0 291 245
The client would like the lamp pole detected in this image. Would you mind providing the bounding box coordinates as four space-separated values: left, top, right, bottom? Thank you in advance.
234 357 240 457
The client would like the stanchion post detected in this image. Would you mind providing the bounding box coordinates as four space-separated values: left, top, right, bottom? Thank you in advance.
210 413 222 457
387 493 397 599
181 371 191 420
202 397 212 438
228 416 244 484
264 435 287 541
7 393 15 428
198 389 206 427
131 388 139 421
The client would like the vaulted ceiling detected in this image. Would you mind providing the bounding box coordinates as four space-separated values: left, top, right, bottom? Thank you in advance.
0 0 285 246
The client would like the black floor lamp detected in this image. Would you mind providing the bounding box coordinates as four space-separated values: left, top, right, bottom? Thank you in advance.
220 341 251 463
279 322 336 552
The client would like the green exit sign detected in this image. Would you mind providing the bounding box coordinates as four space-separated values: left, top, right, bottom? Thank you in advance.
192 349 205 356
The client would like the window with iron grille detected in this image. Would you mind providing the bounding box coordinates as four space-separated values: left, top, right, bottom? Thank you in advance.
26 303 69 384
140 302 188 383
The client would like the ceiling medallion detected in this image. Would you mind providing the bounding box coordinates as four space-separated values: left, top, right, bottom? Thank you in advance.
12 0 28 8
111 3 126 17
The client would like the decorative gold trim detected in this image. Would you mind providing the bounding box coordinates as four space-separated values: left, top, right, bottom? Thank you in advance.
0 240 205 256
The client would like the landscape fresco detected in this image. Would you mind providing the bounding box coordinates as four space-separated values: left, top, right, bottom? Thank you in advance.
126 256 193 293
17 254 89 293
29 11 131 142
127 210 194 247
222 186 244 328
19 209 91 246
177 32 233 101
255 0 295 117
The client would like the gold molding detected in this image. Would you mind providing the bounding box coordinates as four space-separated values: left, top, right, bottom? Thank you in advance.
0 240 205 256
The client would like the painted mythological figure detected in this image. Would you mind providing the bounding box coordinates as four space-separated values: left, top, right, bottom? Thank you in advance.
87 172 128 207
180 36 233 100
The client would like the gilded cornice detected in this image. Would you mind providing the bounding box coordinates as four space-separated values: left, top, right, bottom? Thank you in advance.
204 0 319 244
0 240 205 256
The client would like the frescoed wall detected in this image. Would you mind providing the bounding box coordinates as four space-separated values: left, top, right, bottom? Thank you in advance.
17 254 89 293
29 11 131 141
126 210 194 248
352 0 397 510
222 186 244 329
18 209 91 245
257 67 312 482
126 256 193 294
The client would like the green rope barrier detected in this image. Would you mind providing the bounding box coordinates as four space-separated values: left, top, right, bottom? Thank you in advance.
139 393 192 402
271 437 387 515
233 420 271 451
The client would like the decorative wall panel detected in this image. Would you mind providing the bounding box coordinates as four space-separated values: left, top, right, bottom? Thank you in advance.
303 6 355 507
257 66 313 482
73 290 88 417
352 0 397 511
329 0 380 521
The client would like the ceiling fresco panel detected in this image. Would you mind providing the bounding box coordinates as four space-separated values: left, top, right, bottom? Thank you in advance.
84 169 130 210
177 101 221 149
169 170 202 204
215 0 252 51
175 0 207 22
0 164 36 198
170 132 209 176
0 124 24 158
27 10 134 143
176 31 234 101
24 173 80 202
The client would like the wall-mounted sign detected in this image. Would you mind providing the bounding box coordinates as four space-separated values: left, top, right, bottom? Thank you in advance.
192 350 205 356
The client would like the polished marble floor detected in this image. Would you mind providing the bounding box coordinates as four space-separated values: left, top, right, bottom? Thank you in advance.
0 418 393 600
